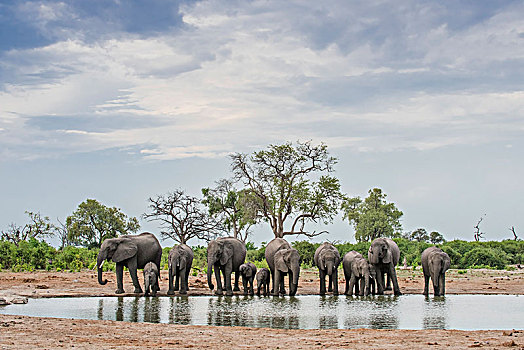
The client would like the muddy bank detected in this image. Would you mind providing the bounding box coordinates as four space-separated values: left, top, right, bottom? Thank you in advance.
0 314 522 349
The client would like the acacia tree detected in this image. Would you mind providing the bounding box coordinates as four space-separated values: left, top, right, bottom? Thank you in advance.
0 211 55 246
143 189 224 244
429 231 446 244
201 179 259 242
342 188 403 242
230 141 344 239
66 199 140 248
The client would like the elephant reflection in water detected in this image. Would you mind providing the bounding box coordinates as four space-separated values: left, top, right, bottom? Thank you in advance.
369 296 400 329
168 297 192 325
318 295 340 329
207 296 248 327
143 297 161 323
264 297 300 329
422 296 448 329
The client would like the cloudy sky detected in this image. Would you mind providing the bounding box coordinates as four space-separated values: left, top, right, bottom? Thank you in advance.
1 0 523 246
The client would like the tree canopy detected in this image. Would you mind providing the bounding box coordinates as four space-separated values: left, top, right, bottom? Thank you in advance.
230 141 344 238
342 188 403 242
202 179 259 242
66 199 140 248
143 189 224 244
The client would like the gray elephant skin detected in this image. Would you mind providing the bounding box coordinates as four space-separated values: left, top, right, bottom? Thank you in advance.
343 251 372 296
97 232 162 294
256 268 270 296
314 243 341 295
239 262 257 295
368 237 402 295
265 238 301 296
207 237 247 296
143 262 159 297
421 246 451 296
168 244 194 295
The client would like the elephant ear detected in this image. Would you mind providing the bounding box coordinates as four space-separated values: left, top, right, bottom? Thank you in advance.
245 266 253 278
112 239 138 263
275 251 289 273
220 243 233 265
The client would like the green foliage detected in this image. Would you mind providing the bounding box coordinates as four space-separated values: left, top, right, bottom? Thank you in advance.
230 141 344 238
460 247 507 270
66 199 140 248
292 241 320 266
342 188 403 242
252 259 269 269
246 245 266 262
192 246 208 271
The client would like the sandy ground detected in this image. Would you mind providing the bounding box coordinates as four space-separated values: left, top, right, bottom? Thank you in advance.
1 268 523 349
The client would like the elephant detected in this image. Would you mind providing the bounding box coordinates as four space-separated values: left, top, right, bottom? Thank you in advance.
256 268 270 296
265 238 301 296
168 244 194 295
239 262 257 295
347 256 371 296
421 246 451 296
314 243 341 295
97 232 162 294
143 262 159 297
343 251 364 295
207 237 247 296
368 237 402 295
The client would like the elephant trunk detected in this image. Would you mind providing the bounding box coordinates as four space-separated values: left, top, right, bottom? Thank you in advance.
289 265 300 295
326 261 334 276
207 260 214 290
97 255 108 285
364 274 370 295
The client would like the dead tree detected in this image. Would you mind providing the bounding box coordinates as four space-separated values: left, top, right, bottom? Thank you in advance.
473 215 486 242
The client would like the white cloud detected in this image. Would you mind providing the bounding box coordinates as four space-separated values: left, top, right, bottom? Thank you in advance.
1 0 523 161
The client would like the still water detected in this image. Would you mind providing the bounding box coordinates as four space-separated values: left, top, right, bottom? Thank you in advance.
0 295 522 330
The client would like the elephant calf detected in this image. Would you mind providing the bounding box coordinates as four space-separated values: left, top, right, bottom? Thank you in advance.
256 268 270 296
168 244 194 295
343 251 371 296
239 262 257 295
143 262 160 297
421 246 451 296
314 243 341 295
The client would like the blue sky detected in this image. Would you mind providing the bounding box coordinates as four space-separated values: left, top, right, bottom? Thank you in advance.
1 0 523 246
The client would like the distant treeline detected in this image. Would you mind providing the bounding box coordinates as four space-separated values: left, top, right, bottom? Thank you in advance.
1 238 522 272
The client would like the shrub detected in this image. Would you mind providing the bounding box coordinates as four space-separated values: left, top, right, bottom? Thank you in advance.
460 247 507 270
292 241 320 266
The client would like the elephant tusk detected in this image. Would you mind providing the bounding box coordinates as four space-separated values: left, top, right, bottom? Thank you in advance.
99 260 105 269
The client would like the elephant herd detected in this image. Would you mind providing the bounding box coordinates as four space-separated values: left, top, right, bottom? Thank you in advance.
96 233 451 298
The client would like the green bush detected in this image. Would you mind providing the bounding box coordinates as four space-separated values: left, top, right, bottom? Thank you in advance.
460 247 507 270
292 241 320 266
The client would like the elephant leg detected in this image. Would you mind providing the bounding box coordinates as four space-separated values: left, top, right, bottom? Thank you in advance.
174 269 180 291
265 282 269 297
423 274 430 296
279 273 286 295
354 275 360 295
115 264 125 294
242 276 248 295
328 273 333 292
214 264 223 295
168 267 175 295
185 266 191 291
388 264 402 296
376 268 385 295
234 271 241 292
179 267 188 294
250 278 255 295
224 264 233 296
272 270 280 296
127 260 142 294
319 269 326 295
344 269 350 295
333 269 339 295
359 277 365 296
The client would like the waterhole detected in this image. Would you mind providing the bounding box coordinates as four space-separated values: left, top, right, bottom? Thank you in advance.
0 295 522 330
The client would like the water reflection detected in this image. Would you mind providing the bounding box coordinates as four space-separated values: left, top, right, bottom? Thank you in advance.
168 297 192 325
1 295 522 330
423 296 448 329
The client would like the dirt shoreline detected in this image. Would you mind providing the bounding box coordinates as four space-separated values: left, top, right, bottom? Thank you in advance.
1 268 523 349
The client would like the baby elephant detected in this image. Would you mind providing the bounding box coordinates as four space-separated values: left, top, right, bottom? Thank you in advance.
343 251 372 296
256 268 270 296
421 246 451 296
143 262 160 297
314 242 341 295
239 262 257 295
